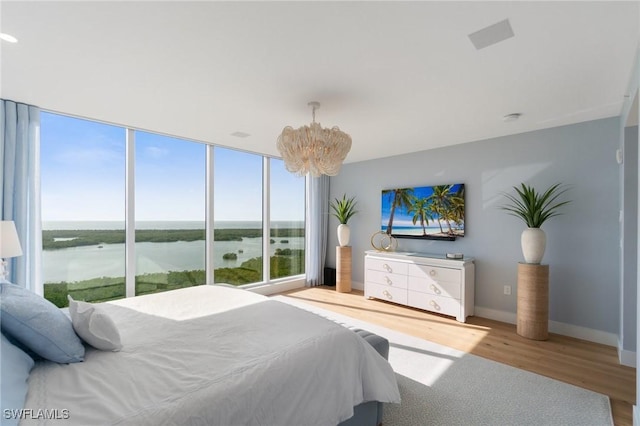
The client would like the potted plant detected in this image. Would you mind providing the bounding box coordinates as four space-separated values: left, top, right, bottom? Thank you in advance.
330 194 358 247
500 183 570 264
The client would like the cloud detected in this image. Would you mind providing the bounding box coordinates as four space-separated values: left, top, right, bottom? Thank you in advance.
145 146 170 159
53 146 123 166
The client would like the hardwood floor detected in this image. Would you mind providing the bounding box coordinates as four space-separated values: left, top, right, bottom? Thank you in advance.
277 286 636 426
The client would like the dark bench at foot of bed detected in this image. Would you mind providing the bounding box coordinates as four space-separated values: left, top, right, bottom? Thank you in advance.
338 328 389 426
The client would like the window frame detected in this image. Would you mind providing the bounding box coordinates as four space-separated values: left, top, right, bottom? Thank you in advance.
40 110 306 303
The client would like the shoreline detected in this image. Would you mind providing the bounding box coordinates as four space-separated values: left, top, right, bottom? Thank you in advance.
43 228 304 250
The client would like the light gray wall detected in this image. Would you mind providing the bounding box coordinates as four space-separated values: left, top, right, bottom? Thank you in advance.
622 125 638 352
327 117 621 334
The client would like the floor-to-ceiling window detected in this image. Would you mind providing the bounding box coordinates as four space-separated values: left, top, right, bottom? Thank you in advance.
41 112 126 306
40 112 305 307
134 131 206 295
270 158 305 279
212 147 264 285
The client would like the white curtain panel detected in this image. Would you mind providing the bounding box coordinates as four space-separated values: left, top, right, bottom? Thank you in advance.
305 175 329 286
0 99 42 293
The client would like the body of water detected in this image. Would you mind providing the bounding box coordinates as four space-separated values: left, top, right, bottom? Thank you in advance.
42 221 304 283
44 220 303 230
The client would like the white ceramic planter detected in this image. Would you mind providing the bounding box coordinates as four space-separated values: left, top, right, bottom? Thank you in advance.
521 228 546 264
337 224 350 247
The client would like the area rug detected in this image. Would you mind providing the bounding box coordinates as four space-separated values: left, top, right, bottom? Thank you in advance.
273 295 614 426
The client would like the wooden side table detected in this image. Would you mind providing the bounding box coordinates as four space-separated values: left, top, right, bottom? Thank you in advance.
517 263 549 340
336 246 352 293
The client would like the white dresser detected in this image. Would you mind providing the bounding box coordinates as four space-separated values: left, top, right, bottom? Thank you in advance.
364 250 475 323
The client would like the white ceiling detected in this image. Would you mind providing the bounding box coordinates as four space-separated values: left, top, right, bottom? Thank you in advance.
1 1 638 164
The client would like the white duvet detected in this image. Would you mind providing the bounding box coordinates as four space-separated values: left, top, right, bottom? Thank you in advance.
23 285 400 426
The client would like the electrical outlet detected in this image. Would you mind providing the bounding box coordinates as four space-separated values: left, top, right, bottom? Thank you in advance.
503 285 511 295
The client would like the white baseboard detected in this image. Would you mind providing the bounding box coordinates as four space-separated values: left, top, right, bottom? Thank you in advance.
548 319 618 347
249 277 305 296
474 306 516 324
474 306 618 347
618 342 637 368
634 404 639 426
251 278 362 296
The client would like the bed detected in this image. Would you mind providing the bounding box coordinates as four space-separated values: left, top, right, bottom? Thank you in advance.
1 284 400 426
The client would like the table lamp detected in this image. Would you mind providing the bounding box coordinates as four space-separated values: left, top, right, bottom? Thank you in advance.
0 220 23 281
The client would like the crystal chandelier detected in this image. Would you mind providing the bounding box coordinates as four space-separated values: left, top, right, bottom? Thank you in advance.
277 101 352 177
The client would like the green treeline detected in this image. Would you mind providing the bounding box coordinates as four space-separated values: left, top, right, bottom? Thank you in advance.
44 251 305 308
43 228 305 250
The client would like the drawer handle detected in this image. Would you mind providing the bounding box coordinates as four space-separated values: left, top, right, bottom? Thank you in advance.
383 263 392 272
430 284 441 294
429 269 437 277
382 289 393 300
429 300 440 310
385 276 392 285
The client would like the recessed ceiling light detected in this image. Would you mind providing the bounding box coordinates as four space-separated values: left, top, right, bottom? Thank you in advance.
0 33 18 43
231 131 250 138
503 113 522 122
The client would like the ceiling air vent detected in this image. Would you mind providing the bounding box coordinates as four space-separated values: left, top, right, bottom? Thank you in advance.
230 131 251 138
468 19 514 50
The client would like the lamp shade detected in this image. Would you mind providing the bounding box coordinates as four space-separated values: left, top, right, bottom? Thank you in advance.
0 221 23 258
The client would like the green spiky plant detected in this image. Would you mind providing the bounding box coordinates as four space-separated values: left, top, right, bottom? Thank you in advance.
500 183 570 228
330 194 358 225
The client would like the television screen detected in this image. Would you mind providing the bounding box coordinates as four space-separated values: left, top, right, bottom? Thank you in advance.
381 183 465 240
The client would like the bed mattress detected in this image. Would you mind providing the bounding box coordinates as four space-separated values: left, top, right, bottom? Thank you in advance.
22 285 400 426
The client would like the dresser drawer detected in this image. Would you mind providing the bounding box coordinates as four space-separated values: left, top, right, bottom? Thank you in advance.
407 276 460 299
365 282 408 305
407 291 461 318
408 264 461 284
366 258 409 275
366 269 408 289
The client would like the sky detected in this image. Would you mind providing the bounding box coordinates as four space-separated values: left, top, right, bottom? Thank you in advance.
40 112 305 222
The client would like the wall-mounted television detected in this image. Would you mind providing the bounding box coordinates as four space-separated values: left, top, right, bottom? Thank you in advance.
381 183 465 241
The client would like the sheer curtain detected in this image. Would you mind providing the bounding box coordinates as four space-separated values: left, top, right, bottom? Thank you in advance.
1 100 42 293
305 175 329 287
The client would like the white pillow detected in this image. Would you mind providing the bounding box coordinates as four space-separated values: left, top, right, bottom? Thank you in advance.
67 296 122 351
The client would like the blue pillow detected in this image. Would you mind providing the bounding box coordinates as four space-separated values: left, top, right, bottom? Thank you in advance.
0 283 84 363
1 333 34 426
